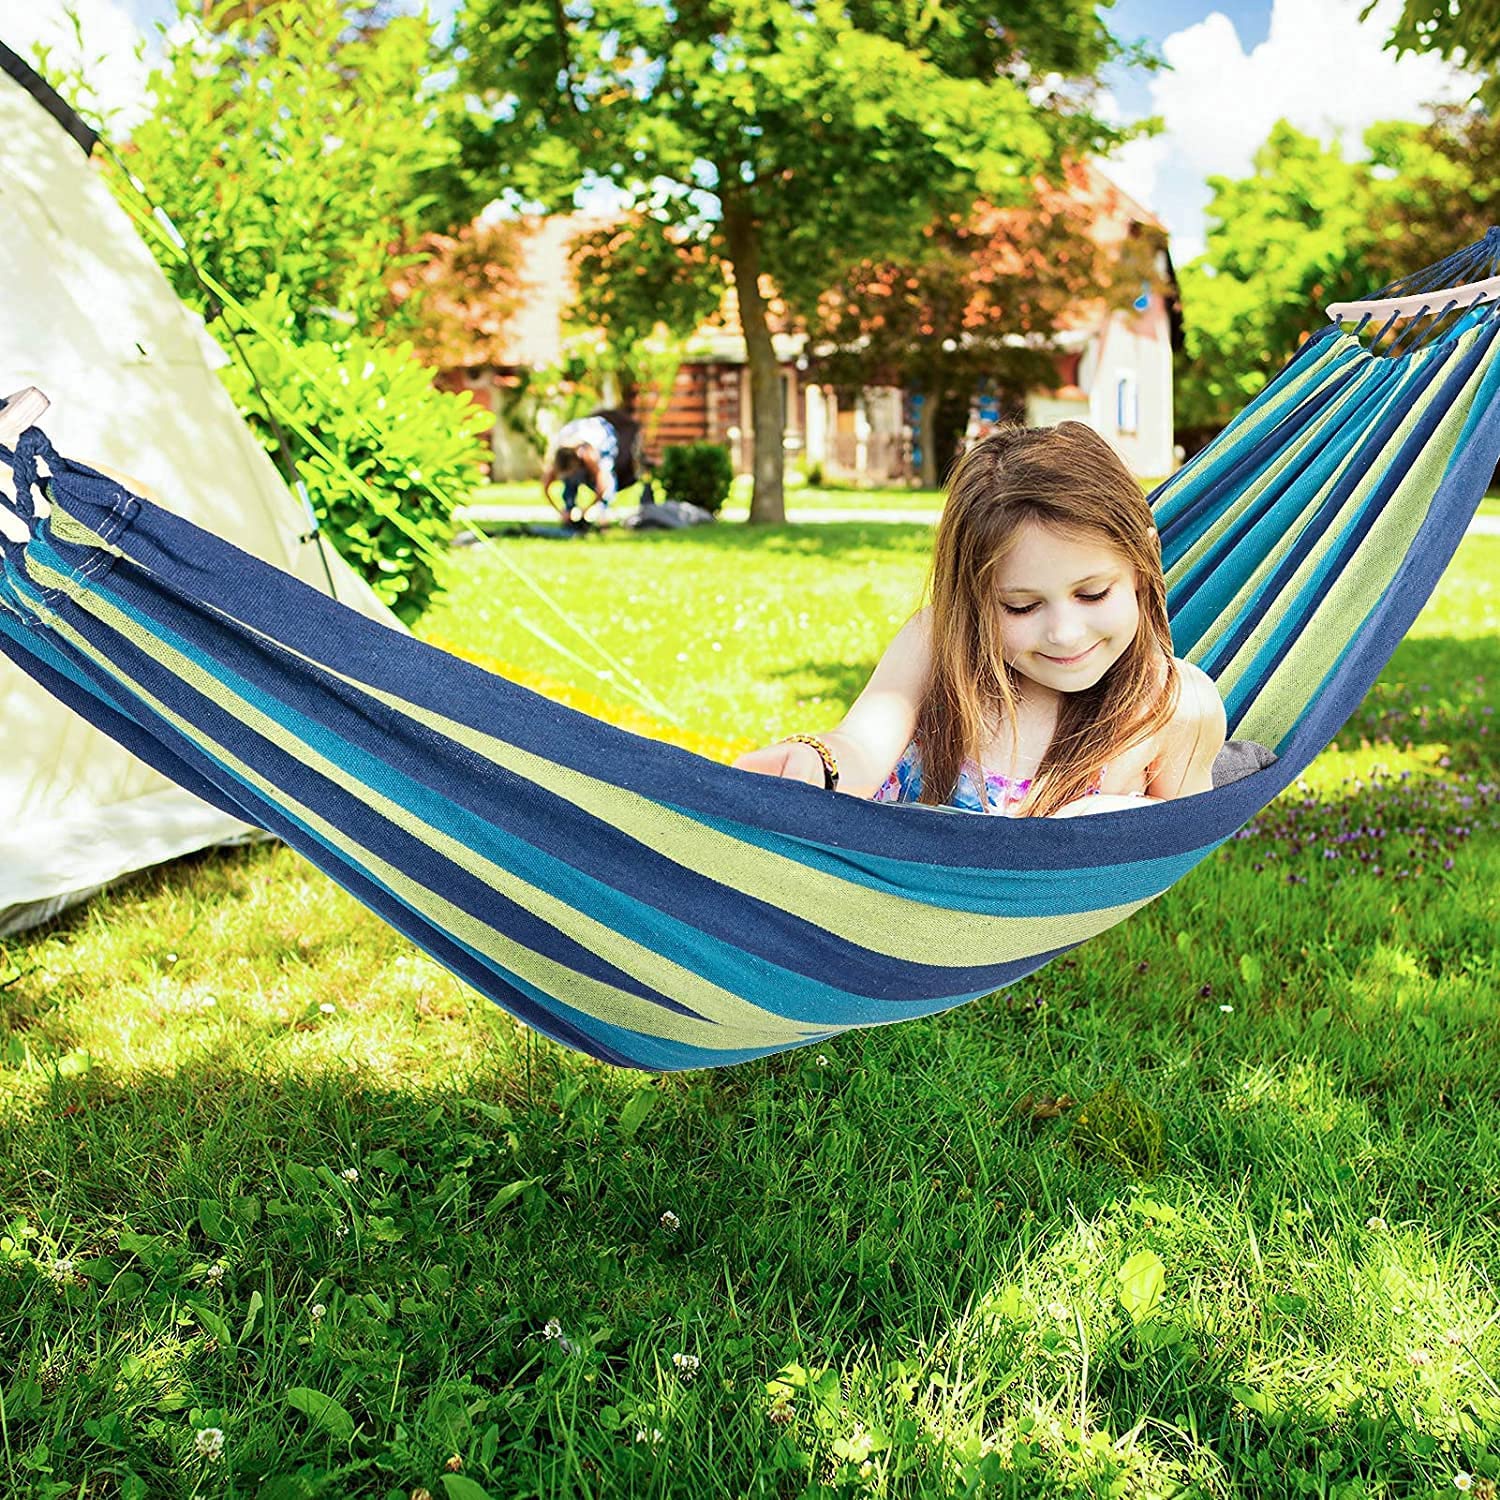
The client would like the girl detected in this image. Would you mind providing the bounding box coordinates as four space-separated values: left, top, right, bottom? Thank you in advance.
733 422 1226 818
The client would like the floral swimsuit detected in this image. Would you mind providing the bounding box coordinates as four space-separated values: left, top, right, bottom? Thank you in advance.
873 740 1106 816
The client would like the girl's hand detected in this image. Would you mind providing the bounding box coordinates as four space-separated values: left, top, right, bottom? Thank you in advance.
732 740 826 786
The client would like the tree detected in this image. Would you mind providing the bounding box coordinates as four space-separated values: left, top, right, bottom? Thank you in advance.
449 0 1136 522
1370 0 1500 110
1175 109 1500 447
123 0 461 342
1175 123 1371 442
388 220 528 370
1358 106 1500 281
813 165 1161 483
565 214 726 409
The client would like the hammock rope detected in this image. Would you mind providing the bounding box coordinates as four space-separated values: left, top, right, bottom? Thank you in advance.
3 235 1500 1072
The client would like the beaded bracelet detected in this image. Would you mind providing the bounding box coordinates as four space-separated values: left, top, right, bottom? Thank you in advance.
783 733 840 791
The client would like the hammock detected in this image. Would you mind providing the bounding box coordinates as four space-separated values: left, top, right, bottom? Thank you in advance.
4 233 1500 1072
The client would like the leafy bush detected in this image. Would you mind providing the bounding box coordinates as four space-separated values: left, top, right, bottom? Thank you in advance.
656 443 734 515
221 328 491 621
123 0 456 343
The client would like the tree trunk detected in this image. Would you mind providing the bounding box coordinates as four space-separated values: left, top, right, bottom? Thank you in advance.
918 395 939 489
722 198 785 524
933 388 970 483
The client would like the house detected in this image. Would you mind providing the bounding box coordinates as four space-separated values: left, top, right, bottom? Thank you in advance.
434 167 1180 486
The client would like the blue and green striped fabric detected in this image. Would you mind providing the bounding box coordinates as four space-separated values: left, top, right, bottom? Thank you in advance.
4 249 1500 1071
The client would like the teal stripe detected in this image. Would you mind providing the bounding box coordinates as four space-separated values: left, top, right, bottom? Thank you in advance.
65 571 1010 1027
1267 321 1500 749
660 801 1219 916
1168 359 1415 651
1153 333 1356 525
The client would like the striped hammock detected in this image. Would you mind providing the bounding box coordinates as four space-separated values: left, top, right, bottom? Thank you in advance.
4 234 1500 1072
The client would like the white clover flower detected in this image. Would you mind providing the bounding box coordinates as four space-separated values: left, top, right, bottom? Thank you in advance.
1366 1215 1389 1232
659 1210 680 1233
1453 1474 1473 1492
1408 1347 1433 1367
194 1427 225 1460
334 1222 349 1240
311 1303 327 1321
672 1352 700 1382
319 1002 337 1015
816 1055 829 1067
1047 1301 1071 1322
635 1427 663 1445
204 1263 226 1287
340 1167 360 1183
543 1318 563 1340
47 1257 75 1282
1446 1329 1465 1346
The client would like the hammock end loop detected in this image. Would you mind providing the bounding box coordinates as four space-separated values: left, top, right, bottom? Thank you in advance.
0 388 56 542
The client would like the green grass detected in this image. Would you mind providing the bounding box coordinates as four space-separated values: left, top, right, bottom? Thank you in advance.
1 527 1498 1499
423 522 935 741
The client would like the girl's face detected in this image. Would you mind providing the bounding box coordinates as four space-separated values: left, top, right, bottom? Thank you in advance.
990 519 1144 696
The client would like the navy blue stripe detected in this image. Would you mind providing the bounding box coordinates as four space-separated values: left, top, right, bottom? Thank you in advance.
1153 326 1349 529
2 603 645 1066
1201 333 1471 679
46 559 1144 1018
14 575 703 1036
1159 350 1367 557
0 610 255 827
1227 323 1500 734
41 475 1270 872
1174 362 1419 666
1164 358 1402 622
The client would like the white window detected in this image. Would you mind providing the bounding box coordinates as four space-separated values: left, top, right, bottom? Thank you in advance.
1115 370 1139 435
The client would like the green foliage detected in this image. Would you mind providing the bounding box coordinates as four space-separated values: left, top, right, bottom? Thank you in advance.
221 312 491 621
123 0 460 343
566 217 721 404
1067 1080 1166 1177
1175 122 1371 440
451 0 1139 518
657 444 734 515
1376 0 1500 111
1176 109 1500 445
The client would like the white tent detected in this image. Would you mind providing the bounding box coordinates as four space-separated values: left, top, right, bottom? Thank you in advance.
0 43 404 934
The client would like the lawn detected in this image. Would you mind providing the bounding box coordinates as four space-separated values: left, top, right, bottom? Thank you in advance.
1 521 1497 1499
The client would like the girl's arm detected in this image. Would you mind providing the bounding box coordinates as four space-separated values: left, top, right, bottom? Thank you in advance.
1053 661 1225 817
733 610 931 795
1143 661 1226 800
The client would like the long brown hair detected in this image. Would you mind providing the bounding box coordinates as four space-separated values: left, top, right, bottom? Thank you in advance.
915 422 1178 817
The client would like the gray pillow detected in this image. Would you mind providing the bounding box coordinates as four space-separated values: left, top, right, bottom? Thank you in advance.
1212 739 1278 787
